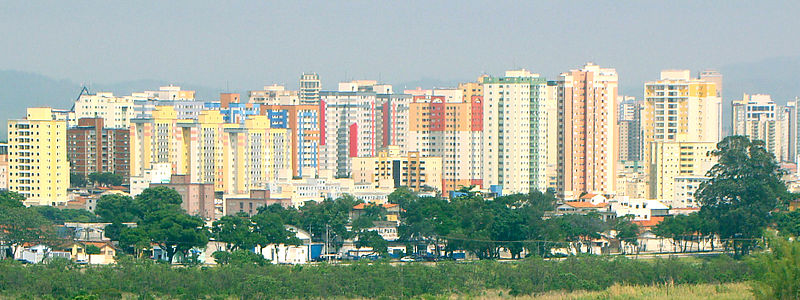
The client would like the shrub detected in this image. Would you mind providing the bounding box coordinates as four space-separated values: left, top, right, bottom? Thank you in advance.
750 237 800 299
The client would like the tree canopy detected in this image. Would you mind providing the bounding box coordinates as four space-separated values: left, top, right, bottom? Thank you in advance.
95 187 207 262
87 172 124 187
697 136 787 256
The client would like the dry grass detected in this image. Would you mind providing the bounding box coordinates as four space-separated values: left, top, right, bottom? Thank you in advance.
443 282 753 300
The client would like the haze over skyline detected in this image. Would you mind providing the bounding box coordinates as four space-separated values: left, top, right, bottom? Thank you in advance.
2 1 800 136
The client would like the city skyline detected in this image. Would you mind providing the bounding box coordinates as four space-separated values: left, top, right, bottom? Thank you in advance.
3 1 800 131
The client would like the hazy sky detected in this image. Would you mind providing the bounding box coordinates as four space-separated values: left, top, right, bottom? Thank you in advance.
1 1 799 93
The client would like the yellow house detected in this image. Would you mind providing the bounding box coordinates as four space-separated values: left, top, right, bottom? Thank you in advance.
65 242 118 265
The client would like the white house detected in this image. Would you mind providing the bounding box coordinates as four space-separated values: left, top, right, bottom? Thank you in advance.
257 225 313 264
15 244 70 264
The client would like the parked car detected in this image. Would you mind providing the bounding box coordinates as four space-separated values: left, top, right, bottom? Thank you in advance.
399 256 416 262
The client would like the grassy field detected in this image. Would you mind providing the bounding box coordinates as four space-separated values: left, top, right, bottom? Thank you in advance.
442 282 753 299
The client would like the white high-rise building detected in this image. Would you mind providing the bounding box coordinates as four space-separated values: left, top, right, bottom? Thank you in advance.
482 69 549 195
732 94 784 159
69 92 136 129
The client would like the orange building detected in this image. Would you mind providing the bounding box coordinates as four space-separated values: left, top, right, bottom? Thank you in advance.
558 63 619 199
407 91 483 196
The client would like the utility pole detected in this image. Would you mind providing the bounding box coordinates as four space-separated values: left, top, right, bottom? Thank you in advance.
325 224 330 263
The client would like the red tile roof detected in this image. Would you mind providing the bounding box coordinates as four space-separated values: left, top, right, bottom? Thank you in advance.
353 203 399 210
633 216 665 228
564 201 608 208
579 193 598 199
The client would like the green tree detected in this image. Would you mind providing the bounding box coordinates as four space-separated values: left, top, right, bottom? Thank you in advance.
212 214 257 251
652 215 690 252
355 230 388 256
95 194 139 224
544 213 607 255
101 187 208 262
252 213 301 246
350 203 386 232
30 206 99 224
133 209 208 263
87 172 124 187
774 210 800 237
84 244 101 264
134 186 182 215
0 191 25 208
398 195 456 257
0 192 57 258
697 136 787 257
70 173 88 188
613 216 640 254
296 195 357 250
388 187 416 208
117 227 150 257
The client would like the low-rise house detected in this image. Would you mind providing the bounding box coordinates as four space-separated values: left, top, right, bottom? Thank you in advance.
608 197 670 221
65 241 118 264
258 225 317 264
63 222 136 242
556 201 610 213
577 193 609 205
15 244 70 264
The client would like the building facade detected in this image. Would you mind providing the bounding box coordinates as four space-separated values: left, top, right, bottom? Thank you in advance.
67 118 130 180
558 63 618 199
648 141 716 206
299 73 321 104
643 70 721 200
351 147 443 193
69 92 136 129
260 104 321 178
7 108 69 205
319 90 382 177
481 70 549 195
406 92 483 195
732 94 791 161
152 175 216 221
617 96 643 162
130 107 292 195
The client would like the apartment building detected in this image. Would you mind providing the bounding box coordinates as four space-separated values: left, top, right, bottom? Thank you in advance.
732 94 790 161
319 89 381 177
299 72 321 104
481 69 550 195
69 92 136 129
351 147 443 193
558 63 618 199
260 104 320 178
617 96 643 162
0 143 8 190
649 141 716 207
7 108 69 205
66 118 130 180
406 91 483 195
643 70 721 200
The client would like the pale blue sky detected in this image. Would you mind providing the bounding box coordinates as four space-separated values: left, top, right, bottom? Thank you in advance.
1 1 799 94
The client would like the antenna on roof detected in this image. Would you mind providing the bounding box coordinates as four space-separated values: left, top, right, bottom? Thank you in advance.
76 86 89 101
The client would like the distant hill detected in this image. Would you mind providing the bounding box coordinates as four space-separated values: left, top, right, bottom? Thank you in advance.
720 56 800 104
0 70 81 139
0 70 224 139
